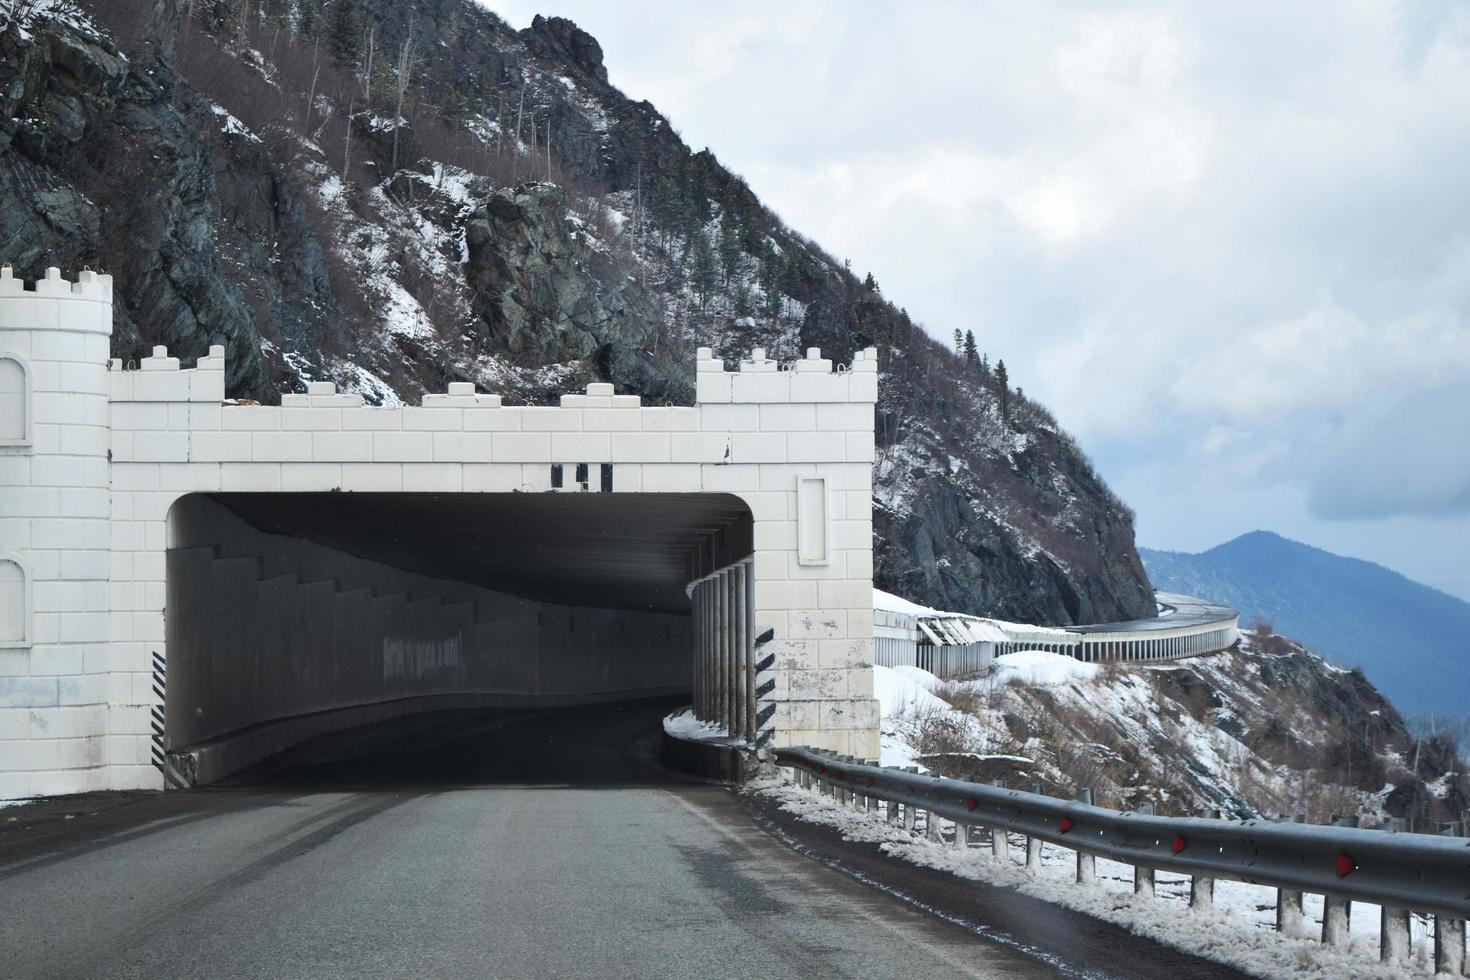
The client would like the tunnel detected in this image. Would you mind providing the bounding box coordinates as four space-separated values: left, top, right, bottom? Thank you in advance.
163 491 754 785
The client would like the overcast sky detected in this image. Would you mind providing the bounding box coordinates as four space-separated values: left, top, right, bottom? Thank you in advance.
492 1 1470 601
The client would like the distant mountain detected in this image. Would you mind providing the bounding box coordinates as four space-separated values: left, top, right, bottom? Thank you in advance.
1140 531 1470 718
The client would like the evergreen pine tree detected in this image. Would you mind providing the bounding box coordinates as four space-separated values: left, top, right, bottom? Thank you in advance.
324 0 360 62
953 328 963 353
298 0 319 38
963 329 977 365
996 359 1010 423
718 208 742 285
690 230 717 308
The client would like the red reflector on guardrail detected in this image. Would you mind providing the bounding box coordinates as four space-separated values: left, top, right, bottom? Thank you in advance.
967 798 978 811
817 765 826 774
834 771 845 780
1172 835 1186 854
864 777 874 787
1336 852 1356 877
1060 817 1073 833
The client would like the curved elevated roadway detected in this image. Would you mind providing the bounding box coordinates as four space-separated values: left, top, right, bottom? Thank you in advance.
0 704 1244 979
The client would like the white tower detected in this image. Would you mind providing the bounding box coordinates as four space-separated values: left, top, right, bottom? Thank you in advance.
0 265 115 797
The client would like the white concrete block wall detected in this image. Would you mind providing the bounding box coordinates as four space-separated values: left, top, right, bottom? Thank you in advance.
0 265 883 793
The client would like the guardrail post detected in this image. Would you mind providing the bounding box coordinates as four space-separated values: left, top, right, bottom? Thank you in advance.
1435 917 1466 976
1276 813 1306 936
1321 815 1356 947
1380 818 1412 966
1380 906 1411 966
1190 807 1217 911
1074 789 1095 885
1024 783 1043 874
1133 804 1155 898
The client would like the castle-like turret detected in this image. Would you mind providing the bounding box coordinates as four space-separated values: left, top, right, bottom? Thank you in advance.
0 266 116 796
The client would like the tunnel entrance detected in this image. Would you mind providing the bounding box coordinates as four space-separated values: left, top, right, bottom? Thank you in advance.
163 492 753 785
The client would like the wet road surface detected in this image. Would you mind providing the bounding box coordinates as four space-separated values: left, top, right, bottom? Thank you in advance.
0 702 1244 978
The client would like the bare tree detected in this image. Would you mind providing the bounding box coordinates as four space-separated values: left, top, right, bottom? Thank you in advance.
545 115 552 180
343 96 354 177
390 19 417 174
360 23 375 105
511 83 525 181
304 37 320 132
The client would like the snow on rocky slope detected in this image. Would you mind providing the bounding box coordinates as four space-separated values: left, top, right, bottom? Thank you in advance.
0 0 1153 626
877 634 1467 827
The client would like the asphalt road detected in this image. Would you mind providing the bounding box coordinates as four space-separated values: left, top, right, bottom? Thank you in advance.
0 703 1246 979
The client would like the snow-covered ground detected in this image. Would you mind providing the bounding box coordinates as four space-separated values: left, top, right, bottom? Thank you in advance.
990 649 1099 685
752 775 1452 978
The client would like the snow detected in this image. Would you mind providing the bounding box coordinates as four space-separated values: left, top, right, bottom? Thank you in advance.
662 708 727 741
209 104 261 143
754 776 1453 978
0 799 31 809
991 650 1100 686
874 588 940 617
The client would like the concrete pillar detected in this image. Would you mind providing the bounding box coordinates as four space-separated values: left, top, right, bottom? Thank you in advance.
744 559 756 739
1190 876 1214 910
1134 865 1155 898
732 563 746 740
1076 851 1095 885
692 583 704 719
1281 887 1305 934
1434 917 1465 976
1025 836 1041 873
992 827 1009 862
1322 896 1351 946
1381 907 1411 966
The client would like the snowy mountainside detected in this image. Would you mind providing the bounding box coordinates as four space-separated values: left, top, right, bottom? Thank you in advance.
1 0 1152 624
875 633 1467 827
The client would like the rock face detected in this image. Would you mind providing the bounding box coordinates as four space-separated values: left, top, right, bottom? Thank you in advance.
0 0 1156 625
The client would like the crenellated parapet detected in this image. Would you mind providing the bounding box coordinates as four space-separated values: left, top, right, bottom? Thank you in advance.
696 346 879 404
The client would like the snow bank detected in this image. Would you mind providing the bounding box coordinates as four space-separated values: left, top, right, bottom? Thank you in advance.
991 650 1099 686
873 664 947 716
661 708 727 741
873 588 940 617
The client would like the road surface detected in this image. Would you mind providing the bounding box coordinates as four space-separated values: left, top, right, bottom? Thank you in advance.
0 702 1245 978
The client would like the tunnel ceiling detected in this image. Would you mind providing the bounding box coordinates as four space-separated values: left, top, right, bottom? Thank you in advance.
211 492 753 613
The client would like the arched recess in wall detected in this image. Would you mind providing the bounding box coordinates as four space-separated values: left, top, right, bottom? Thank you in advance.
0 553 31 648
0 352 32 447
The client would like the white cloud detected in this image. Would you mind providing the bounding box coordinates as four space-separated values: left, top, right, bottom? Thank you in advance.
485 0 1470 596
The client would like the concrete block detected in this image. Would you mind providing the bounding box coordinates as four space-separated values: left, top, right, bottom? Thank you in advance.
462 464 524 492
581 409 641 432
340 463 403 492
832 520 873 551
490 433 551 462
817 403 874 431
848 372 879 402
111 402 168 431
671 433 730 463
372 431 433 462
551 433 611 462
402 407 464 431
787 432 845 463
403 464 463 492
789 373 849 403
786 669 849 699
755 578 817 610
759 404 816 431
220 463 281 492
729 372 788 403
846 431 876 462
222 406 281 431
698 463 760 493
609 433 670 462
522 408 582 432
817 638 870 669
311 431 373 462
788 609 846 639
191 430 252 462
342 409 403 431
730 433 786 463
752 520 797 551
281 464 344 491
695 372 732 404
640 464 700 492
640 408 700 432
281 407 343 431
462 408 522 431
432 432 492 462
252 431 311 462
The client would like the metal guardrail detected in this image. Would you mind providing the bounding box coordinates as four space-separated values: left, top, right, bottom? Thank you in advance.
775 746 1470 971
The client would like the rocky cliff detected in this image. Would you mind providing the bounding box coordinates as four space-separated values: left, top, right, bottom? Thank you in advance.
0 0 1156 624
